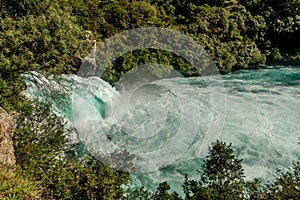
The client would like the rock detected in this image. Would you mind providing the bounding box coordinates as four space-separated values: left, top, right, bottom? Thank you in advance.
0 107 16 165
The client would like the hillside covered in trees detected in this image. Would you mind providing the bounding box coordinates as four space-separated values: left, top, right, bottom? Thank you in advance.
0 0 299 199
1 0 299 110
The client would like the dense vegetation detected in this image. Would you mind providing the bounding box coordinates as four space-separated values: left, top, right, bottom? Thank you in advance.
11 102 130 199
0 0 299 199
1 0 299 110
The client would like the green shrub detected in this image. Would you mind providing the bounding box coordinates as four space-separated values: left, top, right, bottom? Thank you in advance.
13 101 129 199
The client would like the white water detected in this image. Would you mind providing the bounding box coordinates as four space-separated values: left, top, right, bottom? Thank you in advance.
23 66 300 193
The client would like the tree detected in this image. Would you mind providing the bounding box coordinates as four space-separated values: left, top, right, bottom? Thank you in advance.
183 140 246 200
0 0 88 110
152 182 182 200
124 181 182 200
263 153 300 199
13 101 129 199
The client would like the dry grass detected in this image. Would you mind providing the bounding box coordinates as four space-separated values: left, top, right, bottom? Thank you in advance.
0 164 42 200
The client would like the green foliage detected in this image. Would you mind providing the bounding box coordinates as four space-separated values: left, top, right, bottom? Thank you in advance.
13 101 129 199
183 140 245 200
176 3 266 73
57 0 267 78
240 0 300 62
263 161 300 199
101 49 198 85
151 182 182 200
1 1 86 74
202 141 245 185
1 0 299 109
0 0 88 110
124 186 153 200
124 182 182 200
0 164 41 199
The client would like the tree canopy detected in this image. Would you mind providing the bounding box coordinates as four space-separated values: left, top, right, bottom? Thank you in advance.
0 0 299 110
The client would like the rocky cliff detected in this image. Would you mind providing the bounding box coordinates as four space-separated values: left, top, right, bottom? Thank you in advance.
0 107 16 165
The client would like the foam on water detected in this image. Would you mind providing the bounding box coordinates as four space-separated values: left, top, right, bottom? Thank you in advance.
23 66 300 193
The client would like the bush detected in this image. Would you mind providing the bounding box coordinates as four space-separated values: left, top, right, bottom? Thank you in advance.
13 101 129 199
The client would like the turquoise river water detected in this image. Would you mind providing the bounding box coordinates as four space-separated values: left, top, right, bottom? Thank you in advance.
23 66 300 193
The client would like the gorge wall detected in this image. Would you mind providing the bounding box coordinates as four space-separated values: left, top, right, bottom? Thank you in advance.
0 107 16 165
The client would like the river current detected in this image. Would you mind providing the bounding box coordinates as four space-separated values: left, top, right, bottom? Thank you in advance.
24 66 300 193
